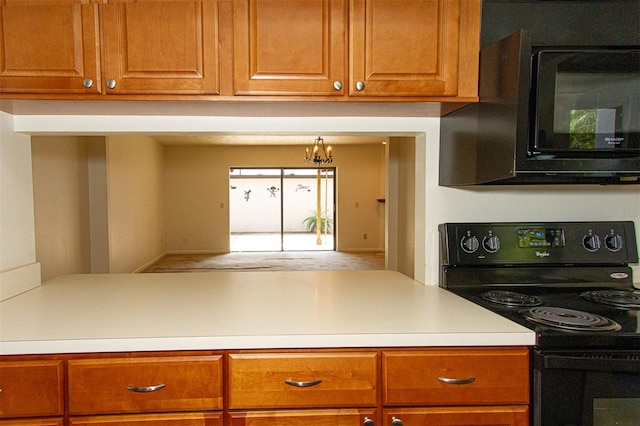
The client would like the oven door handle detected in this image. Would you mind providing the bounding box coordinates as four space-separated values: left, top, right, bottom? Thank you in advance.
542 353 640 373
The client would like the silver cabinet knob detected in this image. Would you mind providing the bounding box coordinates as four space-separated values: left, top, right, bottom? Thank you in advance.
391 418 403 426
355 80 365 91
363 417 374 426
82 78 94 89
333 80 343 91
106 79 117 89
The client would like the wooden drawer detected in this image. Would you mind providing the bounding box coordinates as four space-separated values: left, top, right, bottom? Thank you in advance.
69 412 223 426
228 352 378 409
68 355 223 415
0 420 63 426
0 360 64 417
229 409 376 426
382 347 529 406
383 406 529 426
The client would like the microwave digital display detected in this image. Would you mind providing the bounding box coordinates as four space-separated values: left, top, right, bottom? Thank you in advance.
518 228 565 248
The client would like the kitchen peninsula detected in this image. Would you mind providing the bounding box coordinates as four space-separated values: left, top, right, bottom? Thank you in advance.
1 271 534 425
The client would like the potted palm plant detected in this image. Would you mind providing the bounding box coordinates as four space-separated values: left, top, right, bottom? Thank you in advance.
302 210 333 233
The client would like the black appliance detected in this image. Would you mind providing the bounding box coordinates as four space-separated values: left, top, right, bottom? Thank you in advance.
439 221 640 426
440 0 640 185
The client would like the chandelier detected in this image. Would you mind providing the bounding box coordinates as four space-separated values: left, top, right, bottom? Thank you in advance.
304 136 333 164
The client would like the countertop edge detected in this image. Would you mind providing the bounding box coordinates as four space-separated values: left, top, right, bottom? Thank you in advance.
0 332 536 356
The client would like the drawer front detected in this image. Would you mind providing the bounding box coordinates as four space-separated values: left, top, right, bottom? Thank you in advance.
228 352 378 409
0 360 64 417
68 356 223 415
383 406 529 426
382 348 529 406
69 413 223 426
0 420 63 426
229 409 376 426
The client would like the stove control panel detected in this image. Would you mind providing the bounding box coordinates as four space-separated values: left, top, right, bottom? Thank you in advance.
440 221 638 265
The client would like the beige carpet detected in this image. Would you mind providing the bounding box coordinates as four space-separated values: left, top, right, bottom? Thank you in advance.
142 251 385 273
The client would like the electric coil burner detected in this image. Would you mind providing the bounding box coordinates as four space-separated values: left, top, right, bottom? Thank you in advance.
439 221 640 426
481 290 542 307
581 289 640 309
521 306 622 332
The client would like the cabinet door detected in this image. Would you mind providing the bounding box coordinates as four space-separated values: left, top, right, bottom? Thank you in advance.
0 2 100 94
383 406 529 426
229 409 376 426
0 360 64 418
350 0 461 97
69 412 223 426
233 0 347 96
101 1 219 95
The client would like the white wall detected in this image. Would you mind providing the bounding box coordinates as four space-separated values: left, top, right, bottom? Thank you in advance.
106 135 166 273
0 111 40 300
11 113 640 285
31 135 91 282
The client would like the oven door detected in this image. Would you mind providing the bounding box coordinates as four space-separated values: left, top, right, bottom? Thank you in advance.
533 349 640 426
532 49 640 156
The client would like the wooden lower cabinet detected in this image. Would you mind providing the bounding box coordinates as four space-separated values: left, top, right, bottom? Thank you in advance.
1 347 529 426
383 406 529 426
381 348 530 426
68 413 222 426
228 409 376 426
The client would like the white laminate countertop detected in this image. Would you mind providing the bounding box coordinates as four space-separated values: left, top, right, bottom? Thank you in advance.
0 270 535 355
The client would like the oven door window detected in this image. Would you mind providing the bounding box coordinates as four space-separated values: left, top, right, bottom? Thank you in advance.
532 50 640 155
594 398 640 426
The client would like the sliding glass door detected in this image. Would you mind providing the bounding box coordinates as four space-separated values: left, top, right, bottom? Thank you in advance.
229 167 335 252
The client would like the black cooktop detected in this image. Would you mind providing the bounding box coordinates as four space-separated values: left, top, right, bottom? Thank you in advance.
439 222 640 350
451 285 640 350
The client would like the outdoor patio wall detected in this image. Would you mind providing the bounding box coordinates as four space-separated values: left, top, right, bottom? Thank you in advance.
229 174 335 233
164 143 386 253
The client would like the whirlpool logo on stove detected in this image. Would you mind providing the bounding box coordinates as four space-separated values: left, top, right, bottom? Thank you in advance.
535 251 550 258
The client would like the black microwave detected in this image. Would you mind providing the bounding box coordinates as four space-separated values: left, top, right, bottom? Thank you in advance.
440 30 640 185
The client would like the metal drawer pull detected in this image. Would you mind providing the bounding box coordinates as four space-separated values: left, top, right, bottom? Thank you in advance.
438 376 476 385
126 383 166 393
284 379 322 388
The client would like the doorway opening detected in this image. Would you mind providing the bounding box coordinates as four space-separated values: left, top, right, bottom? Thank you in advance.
229 167 336 252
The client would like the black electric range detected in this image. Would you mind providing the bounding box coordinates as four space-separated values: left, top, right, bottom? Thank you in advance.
439 222 640 426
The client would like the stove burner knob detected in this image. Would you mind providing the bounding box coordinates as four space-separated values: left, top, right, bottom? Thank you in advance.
604 234 623 252
582 234 601 252
482 235 500 253
460 235 479 253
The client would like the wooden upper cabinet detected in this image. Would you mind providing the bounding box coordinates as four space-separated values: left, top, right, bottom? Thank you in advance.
101 1 219 95
0 3 101 94
233 0 347 96
234 0 479 98
350 0 462 97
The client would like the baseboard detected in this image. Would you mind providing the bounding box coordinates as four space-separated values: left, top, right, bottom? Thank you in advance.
133 252 168 273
